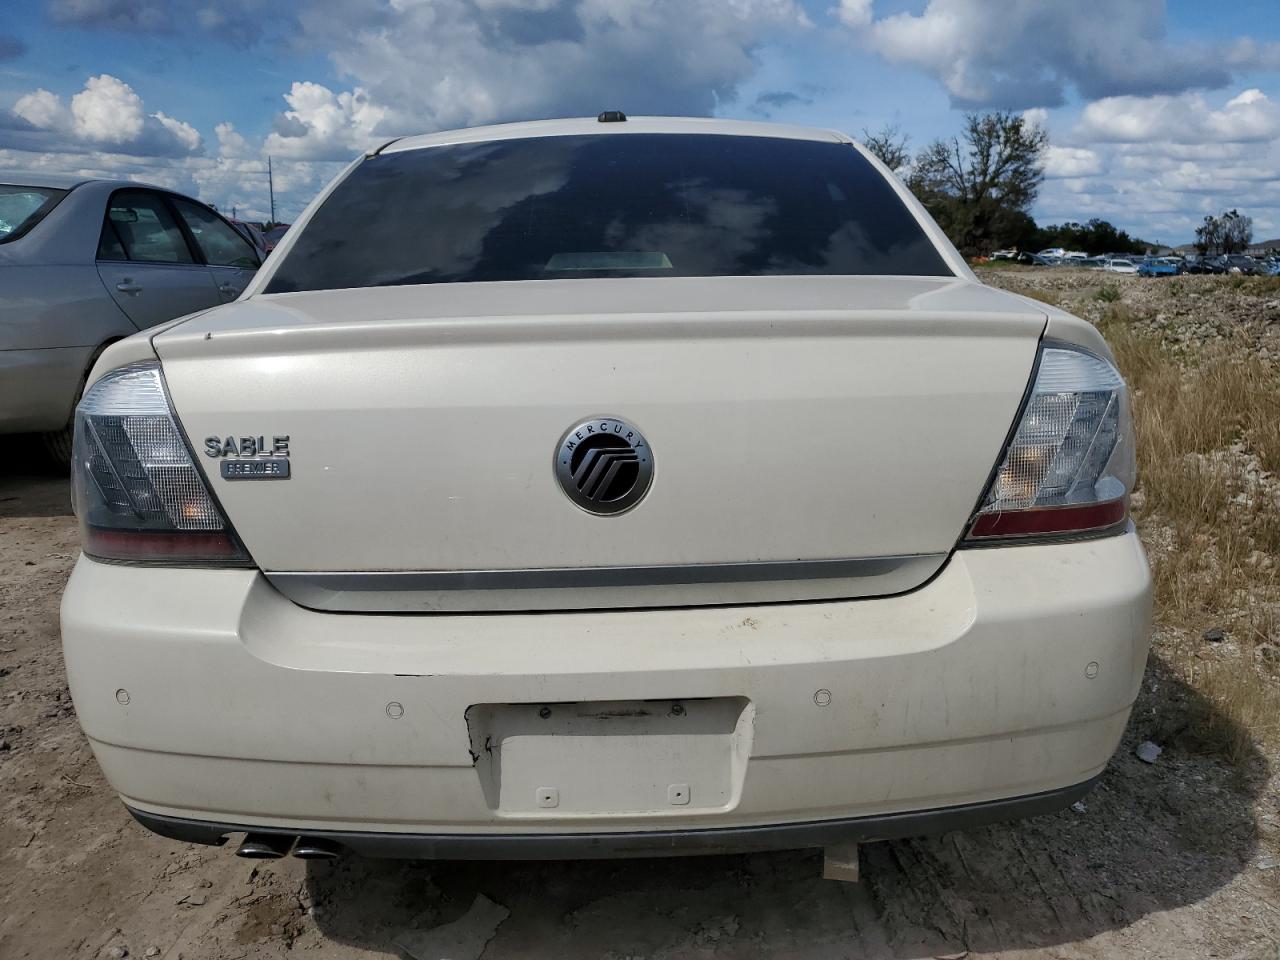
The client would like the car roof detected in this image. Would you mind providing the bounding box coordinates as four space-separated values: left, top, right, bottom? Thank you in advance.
381 116 852 155
0 170 96 189
0 171 172 191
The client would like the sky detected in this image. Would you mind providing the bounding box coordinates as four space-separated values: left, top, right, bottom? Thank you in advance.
2 0 1280 244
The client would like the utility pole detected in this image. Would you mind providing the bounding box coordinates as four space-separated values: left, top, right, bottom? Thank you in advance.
266 156 276 226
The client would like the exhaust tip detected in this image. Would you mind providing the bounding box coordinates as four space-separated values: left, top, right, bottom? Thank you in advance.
293 836 343 860
236 833 295 859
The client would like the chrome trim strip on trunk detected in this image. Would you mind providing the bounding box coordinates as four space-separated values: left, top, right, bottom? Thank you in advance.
266 554 947 613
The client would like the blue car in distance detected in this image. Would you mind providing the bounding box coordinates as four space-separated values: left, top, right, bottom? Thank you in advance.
1138 257 1180 277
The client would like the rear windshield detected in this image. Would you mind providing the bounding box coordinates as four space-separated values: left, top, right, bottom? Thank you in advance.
0 184 68 243
265 134 951 292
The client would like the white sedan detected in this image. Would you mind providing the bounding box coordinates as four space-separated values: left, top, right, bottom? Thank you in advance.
61 115 1151 865
1102 257 1139 274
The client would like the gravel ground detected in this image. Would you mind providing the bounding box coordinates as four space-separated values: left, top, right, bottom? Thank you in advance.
2 272 1279 958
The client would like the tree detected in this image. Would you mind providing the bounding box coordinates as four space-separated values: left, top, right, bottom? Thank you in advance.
860 123 911 173
908 112 1048 256
1195 210 1253 255
1031 218 1145 256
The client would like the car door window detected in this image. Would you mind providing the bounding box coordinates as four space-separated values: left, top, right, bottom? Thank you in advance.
102 191 194 264
171 198 260 268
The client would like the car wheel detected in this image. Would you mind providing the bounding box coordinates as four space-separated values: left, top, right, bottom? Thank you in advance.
41 422 75 469
41 342 111 470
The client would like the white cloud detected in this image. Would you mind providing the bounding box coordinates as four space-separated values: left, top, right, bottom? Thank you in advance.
259 0 811 160
3 74 203 158
838 0 1280 110
9 4 1280 247
70 73 144 142
0 142 339 224
833 0 873 29
13 89 65 129
1044 146 1101 179
1 1 812 217
152 112 201 152
1079 89 1280 144
1032 88 1280 243
473 0 562 10
263 81 388 161
214 121 251 159
1022 107 1049 131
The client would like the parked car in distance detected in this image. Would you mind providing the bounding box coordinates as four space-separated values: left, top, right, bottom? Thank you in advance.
989 248 1017 260
1102 257 1138 274
62 116 1152 866
1182 256 1224 275
263 223 290 252
1137 257 1180 277
230 219 268 257
0 173 262 463
1220 254 1264 275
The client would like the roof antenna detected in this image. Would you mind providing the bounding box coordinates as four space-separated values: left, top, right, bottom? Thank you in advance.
597 110 627 123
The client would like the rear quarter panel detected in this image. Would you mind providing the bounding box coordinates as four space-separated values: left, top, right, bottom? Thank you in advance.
0 263 137 431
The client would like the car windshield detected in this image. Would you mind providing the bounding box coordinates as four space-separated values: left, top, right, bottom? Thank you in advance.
0 184 68 242
266 133 952 293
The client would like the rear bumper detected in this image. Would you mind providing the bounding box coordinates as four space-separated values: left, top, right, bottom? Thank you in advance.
62 530 1151 853
128 775 1100 859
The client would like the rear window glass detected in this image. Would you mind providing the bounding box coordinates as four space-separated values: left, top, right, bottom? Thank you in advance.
0 184 68 243
265 134 951 293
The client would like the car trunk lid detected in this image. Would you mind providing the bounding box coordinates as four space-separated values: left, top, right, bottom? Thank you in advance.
155 275 1045 611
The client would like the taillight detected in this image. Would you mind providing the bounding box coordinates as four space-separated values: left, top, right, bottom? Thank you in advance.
71 362 250 565
965 341 1134 543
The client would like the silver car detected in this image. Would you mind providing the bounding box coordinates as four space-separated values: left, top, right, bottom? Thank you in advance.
0 173 261 462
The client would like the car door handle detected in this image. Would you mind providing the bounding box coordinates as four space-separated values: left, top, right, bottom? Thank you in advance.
115 281 142 294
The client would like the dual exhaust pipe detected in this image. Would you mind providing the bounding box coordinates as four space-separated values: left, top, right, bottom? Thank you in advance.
235 833 342 860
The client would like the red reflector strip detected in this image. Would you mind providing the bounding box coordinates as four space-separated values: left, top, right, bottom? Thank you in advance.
84 527 246 562
967 498 1128 540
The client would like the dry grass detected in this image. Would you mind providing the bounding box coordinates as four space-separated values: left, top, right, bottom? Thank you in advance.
1223 274 1280 297
1097 305 1280 762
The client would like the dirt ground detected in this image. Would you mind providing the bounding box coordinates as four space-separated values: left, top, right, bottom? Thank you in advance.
2 274 1279 959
